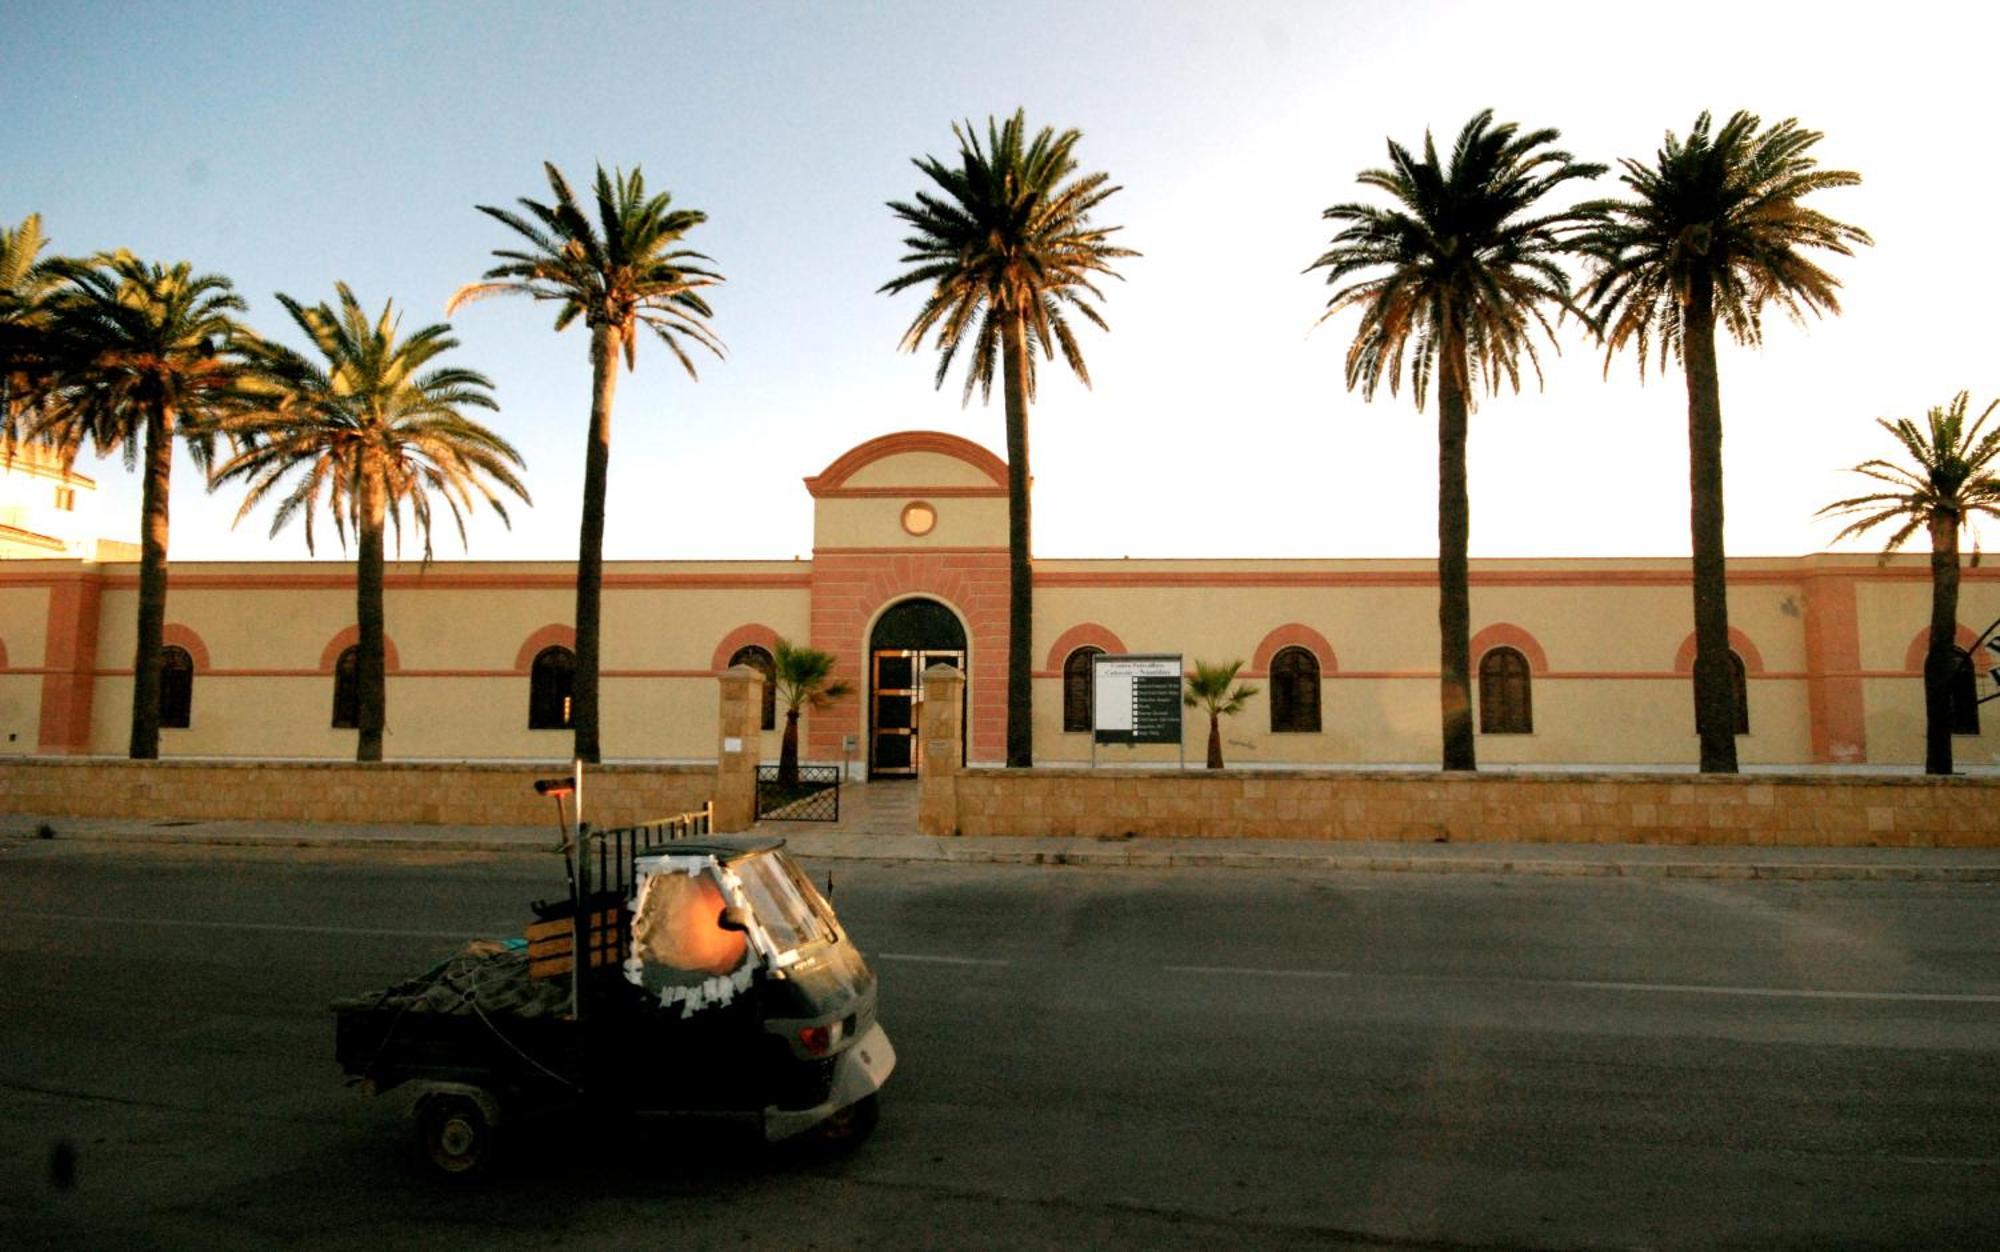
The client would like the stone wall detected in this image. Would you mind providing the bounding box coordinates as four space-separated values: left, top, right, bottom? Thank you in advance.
942 768 2000 848
0 758 713 829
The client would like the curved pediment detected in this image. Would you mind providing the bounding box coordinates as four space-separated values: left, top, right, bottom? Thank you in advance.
804 431 1009 498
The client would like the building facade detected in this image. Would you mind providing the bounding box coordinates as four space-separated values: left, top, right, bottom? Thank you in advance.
1 430 1995 770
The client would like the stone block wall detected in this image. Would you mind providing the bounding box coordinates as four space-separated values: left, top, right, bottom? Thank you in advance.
0 758 713 829
943 769 2000 848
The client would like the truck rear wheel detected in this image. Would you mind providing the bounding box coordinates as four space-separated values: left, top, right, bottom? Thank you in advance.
415 1093 495 1181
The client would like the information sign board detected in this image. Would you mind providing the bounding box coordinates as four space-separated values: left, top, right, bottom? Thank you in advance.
1092 654 1183 747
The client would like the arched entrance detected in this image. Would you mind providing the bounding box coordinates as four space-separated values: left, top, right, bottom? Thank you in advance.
868 597 967 777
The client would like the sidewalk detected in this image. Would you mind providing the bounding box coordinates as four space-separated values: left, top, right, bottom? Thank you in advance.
5 811 1999 882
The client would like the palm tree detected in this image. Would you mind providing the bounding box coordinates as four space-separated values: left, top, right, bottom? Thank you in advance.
214 284 529 761
1183 659 1257 770
1578 112 1869 773
450 163 723 763
882 109 1136 768
1 214 62 450
24 251 248 758
1819 393 2000 775
1308 110 1601 772
771 638 852 788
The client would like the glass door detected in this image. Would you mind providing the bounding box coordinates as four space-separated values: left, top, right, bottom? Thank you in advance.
871 650 918 776
870 648 967 777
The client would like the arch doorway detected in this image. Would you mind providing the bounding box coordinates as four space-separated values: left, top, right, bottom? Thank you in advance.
868 597 967 777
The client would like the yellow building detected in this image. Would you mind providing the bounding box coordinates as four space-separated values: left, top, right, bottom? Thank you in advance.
0 442 139 563
1 430 1995 770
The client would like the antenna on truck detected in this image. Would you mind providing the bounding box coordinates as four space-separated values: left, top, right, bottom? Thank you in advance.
533 772 578 902
533 759 589 1021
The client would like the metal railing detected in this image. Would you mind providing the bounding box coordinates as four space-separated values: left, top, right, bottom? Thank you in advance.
587 801 714 902
755 764 842 822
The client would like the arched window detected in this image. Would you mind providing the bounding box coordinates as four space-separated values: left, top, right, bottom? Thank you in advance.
1063 646 1103 733
729 644 777 731
1951 648 1981 735
529 646 575 730
1478 647 1532 734
1729 651 1749 735
331 646 360 729
1694 651 1750 735
158 645 194 730
1269 646 1321 733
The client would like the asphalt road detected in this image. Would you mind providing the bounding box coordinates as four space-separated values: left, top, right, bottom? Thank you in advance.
1 839 1995 1250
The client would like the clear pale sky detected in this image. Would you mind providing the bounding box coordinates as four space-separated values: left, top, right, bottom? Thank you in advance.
4 1 1993 564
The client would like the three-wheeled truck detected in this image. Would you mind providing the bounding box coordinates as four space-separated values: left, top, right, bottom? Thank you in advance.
333 789 893 1179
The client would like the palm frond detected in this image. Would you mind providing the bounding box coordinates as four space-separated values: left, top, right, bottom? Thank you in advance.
458 162 726 379
882 109 1134 407
1308 110 1601 415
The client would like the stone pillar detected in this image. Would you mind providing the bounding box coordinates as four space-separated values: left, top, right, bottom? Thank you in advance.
714 665 764 832
918 665 965 836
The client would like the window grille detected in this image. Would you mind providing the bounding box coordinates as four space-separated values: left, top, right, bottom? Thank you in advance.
1062 646 1102 732
729 644 778 731
1694 650 1751 735
1269 646 1322 733
159 645 193 729
332 645 359 728
530 646 576 730
1951 647 1980 735
1478 646 1532 734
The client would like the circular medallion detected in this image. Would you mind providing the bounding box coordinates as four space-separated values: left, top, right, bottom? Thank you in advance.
901 501 937 536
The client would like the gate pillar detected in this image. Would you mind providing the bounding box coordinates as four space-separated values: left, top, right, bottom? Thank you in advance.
918 666 965 836
715 665 764 832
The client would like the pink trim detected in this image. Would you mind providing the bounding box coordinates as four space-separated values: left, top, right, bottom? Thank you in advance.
1470 623 1548 673
319 626 401 674
1673 628 1764 674
514 624 577 673
711 624 782 673
1249 624 1338 677
161 624 211 670
804 431 1009 496
1044 623 1128 671
1902 624 1989 674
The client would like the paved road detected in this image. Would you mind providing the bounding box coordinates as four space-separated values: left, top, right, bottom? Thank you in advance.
2 840 1996 1249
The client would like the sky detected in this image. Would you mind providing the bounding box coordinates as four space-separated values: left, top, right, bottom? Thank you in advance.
4 0 1996 565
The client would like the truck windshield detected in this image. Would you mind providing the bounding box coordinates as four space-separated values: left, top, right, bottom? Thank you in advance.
734 852 836 954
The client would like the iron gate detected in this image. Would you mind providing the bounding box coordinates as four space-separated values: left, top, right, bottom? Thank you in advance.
755 764 842 821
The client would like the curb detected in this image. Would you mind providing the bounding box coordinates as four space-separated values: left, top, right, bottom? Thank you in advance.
922 846 2000 882
9 827 1997 884
8 828 552 856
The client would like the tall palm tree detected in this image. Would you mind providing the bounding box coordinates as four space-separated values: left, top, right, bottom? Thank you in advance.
1 214 62 450
24 251 248 758
215 284 529 761
1578 111 1869 773
1183 659 1257 770
771 638 852 788
882 109 1136 768
1308 110 1601 772
1819 393 2000 775
450 163 723 763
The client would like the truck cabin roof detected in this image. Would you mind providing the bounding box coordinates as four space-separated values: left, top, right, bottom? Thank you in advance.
633 837 788 868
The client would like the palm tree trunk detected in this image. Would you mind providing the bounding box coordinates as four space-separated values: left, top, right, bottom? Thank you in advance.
356 467 387 763
781 708 801 789
1683 275 1738 774
1924 512 1960 776
1002 313 1034 768
128 403 172 759
1437 338 1475 772
1206 710 1222 769
573 323 620 765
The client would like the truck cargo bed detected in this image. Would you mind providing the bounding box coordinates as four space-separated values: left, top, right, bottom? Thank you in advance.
333 943 579 1093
